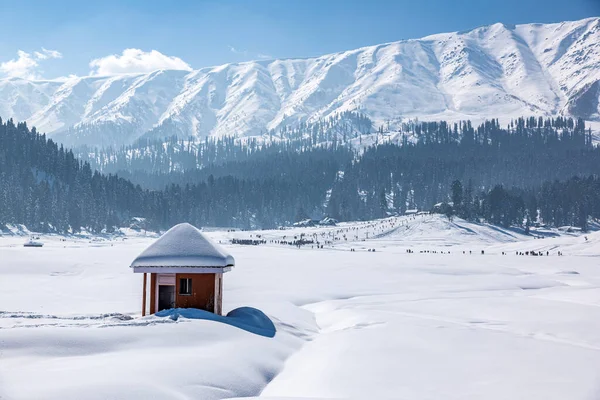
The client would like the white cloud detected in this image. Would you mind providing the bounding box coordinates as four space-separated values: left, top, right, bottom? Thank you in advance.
228 45 245 55
89 49 192 76
0 48 62 79
256 53 273 60
34 48 63 60
228 45 272 60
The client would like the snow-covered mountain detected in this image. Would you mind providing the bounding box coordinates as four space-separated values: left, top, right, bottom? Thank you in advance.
1 17 599 148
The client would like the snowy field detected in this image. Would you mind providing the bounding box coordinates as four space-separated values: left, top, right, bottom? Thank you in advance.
1 215 600 400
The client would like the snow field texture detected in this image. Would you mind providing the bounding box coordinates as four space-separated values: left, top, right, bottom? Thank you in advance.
1 214 600 399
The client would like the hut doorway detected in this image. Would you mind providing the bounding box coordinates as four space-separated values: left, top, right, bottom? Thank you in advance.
158 285 175 311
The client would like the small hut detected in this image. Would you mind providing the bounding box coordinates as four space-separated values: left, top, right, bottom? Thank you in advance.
131 223 235 316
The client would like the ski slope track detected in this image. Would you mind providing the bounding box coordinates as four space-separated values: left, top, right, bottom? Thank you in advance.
0 17 599 148
2 215 600 399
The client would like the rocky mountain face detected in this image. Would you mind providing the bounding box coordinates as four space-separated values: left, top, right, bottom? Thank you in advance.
0 17 598 148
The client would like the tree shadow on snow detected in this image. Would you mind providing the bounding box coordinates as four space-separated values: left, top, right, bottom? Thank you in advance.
155 307 276 338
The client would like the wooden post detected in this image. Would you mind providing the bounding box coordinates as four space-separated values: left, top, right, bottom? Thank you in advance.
142 272 147 316
150 274 157 314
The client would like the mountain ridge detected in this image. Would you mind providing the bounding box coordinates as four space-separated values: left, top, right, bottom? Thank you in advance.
1 16 598 147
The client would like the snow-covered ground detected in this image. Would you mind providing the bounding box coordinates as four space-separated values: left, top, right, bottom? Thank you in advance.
1 215 600 399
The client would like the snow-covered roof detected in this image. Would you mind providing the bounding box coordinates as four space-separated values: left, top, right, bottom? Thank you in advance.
130 223 235 270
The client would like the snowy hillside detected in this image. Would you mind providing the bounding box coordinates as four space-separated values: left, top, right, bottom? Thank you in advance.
1 17 599 147
2 214 600 399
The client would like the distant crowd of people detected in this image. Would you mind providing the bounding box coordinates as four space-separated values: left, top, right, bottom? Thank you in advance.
229 215 571 257
400 248 565 256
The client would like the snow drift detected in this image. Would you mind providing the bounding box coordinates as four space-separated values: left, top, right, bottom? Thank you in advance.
155 307 276 338
2 215 600 399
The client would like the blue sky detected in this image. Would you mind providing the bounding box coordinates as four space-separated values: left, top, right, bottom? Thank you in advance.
0 0 598 79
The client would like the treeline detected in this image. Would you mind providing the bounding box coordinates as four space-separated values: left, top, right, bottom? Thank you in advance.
269 110 372 143
77 111 371 176
0 118 149 233
325 117 598 221
0 117 351 232
116 145 353 191
156 146 352 228
1 115 599 233
447 176 600 231
78 135 307 175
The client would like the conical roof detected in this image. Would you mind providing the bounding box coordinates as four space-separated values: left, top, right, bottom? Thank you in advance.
130 223 235 268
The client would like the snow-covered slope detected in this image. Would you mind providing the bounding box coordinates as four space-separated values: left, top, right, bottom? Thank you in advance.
2 214 600 399
2 17 599 147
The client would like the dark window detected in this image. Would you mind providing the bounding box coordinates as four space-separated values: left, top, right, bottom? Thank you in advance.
179 278 192 295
